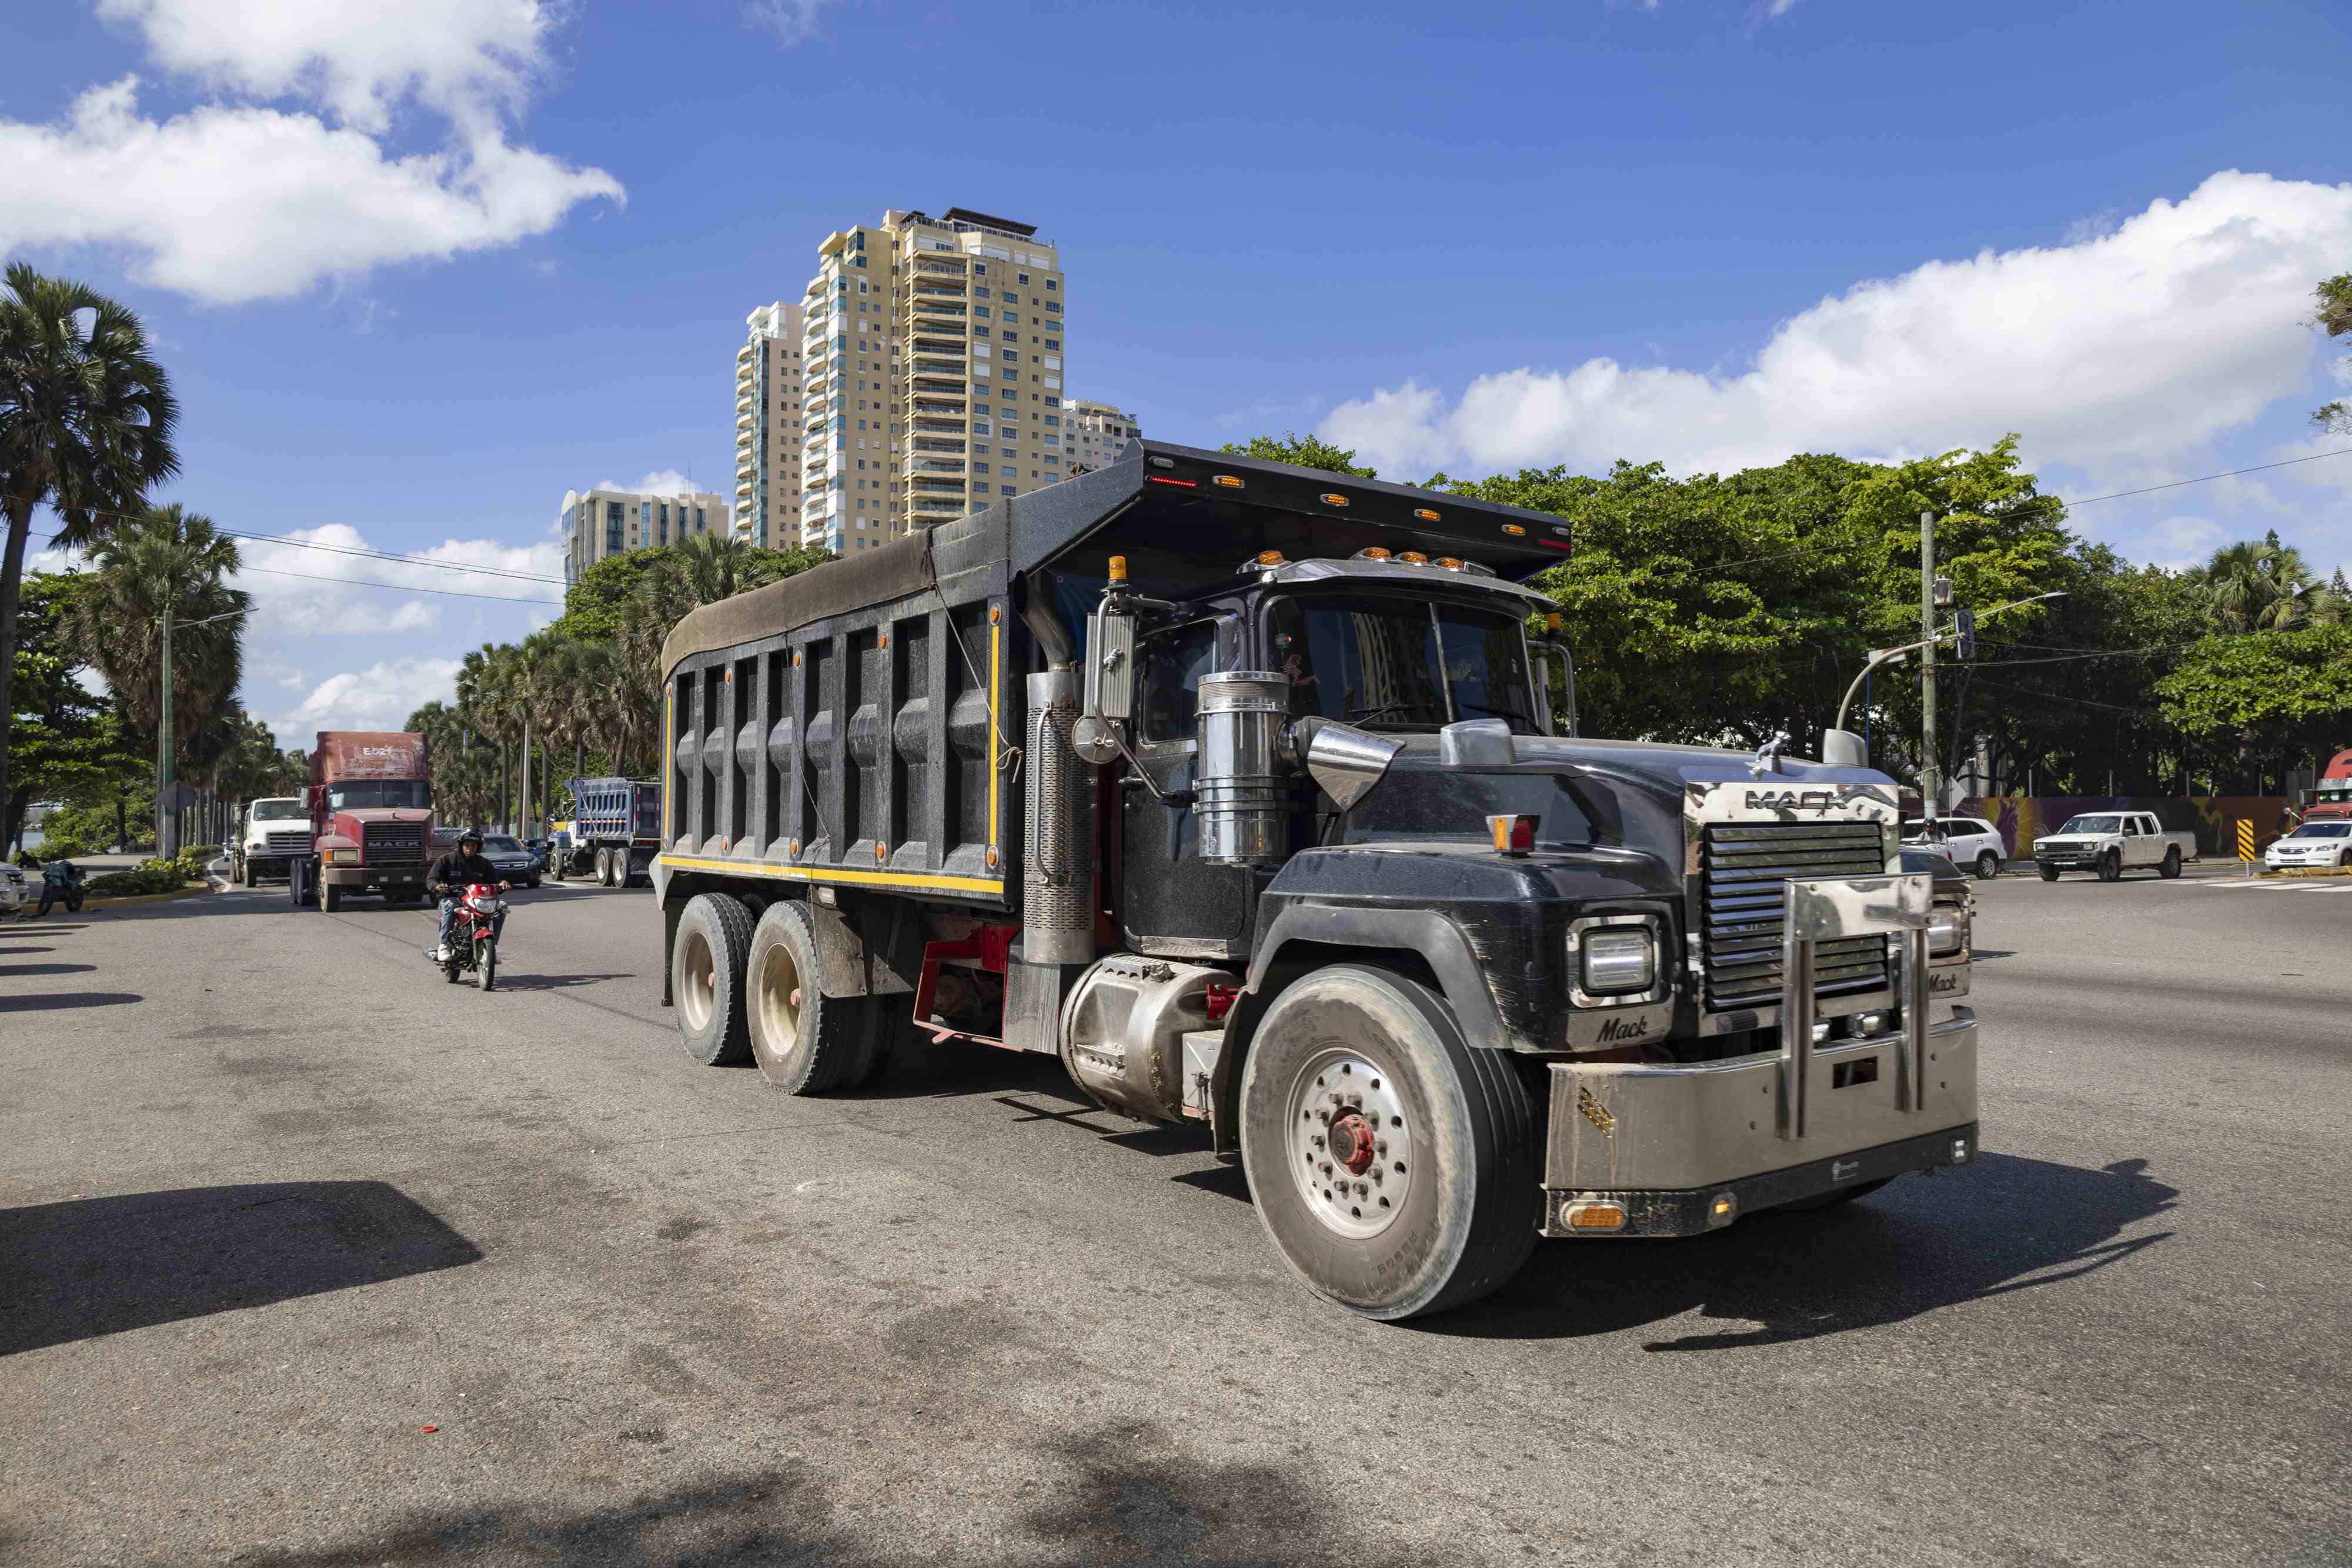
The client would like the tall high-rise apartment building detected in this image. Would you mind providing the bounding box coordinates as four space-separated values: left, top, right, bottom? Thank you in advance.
1064 399 1140 477
734 302 807 548
799 207 1067 553
558 485 730 585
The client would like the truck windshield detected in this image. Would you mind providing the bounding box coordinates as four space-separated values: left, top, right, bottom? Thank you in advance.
327 781 430 811
251 801 305 821
1265 593 1538 734
2056 815 2121 834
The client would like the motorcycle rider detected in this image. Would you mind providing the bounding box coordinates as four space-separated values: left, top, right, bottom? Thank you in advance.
428 828 510 962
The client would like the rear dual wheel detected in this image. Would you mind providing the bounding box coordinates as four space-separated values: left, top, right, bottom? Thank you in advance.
744 902 894 1094
1238 965 1540 1322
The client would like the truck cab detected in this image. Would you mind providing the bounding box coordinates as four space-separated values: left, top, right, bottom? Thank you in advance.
232 797 310 885
301 731 435 911
651 440 1978 1320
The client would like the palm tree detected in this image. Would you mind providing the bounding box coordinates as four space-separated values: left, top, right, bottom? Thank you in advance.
66 504 248 844
0 264 179 828
2199 530 2327 632
673 531 760 606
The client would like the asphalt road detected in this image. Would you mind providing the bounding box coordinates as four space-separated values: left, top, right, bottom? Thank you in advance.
2 864 2347 1567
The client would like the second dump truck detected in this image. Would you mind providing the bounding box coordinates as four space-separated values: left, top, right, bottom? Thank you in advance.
653 441 1979 1320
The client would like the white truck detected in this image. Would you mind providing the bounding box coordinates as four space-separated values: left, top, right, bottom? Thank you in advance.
231 797 312 886
2032 811 2197 882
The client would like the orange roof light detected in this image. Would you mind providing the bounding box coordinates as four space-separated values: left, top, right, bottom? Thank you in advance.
1436 557 1464 571
1397 551 1429 565
1108 555 1128 582
1255 550 1287 567
1359 547 1393 560
1319 492 1349 507
1414 507 1441 522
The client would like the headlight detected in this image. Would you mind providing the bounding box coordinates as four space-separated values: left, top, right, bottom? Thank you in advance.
1927 904 1969 956
1579 928 1657 995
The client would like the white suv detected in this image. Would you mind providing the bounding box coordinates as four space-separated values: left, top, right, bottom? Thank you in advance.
1904 816 2007 881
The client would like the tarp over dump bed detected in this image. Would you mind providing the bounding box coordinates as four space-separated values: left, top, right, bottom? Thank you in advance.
660 439 1569 678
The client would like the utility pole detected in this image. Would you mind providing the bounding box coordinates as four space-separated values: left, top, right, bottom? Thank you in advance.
157 604 175 860
1919 510 1938 825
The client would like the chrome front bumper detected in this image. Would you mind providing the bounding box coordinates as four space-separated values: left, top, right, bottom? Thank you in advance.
1543 871 1978 1236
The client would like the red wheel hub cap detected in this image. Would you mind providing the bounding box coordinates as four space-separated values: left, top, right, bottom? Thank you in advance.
1329 1112 1377 1176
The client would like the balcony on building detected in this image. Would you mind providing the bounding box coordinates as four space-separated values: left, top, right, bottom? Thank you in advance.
911 376 967 396
911 435 966 454
908 458 966 476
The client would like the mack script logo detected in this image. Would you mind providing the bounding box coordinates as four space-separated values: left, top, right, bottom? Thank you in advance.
1595 1014 1651 1043
1743 789 1841 813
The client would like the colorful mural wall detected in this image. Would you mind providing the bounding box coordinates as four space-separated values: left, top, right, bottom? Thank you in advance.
1957 795 2291 858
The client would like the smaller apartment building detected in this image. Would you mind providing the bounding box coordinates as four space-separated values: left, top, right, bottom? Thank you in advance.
735 302 807 548
559 486 731 584
1065 399 1140 476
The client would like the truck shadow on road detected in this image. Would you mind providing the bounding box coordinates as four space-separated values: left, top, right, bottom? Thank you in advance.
1431 1154 2176 1349
0 1181 482 1357
0 989 142 1012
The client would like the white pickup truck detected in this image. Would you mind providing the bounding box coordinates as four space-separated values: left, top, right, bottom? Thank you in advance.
232 797 312 886
2032 810 2198 882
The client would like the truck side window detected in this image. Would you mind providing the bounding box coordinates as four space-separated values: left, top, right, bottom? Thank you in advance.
1138 621 1218 741
2124 817 2141 836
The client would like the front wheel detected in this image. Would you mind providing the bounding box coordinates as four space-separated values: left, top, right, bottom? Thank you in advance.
1975 850 2000 881
1239 965 1540 1321
2097 850 2122 883
2159 847 2181 880
475 935 496 991
2039 864 2060 882
320 880 343 912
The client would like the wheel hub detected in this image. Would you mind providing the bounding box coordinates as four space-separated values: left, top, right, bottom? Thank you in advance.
1284 1049 1413 1240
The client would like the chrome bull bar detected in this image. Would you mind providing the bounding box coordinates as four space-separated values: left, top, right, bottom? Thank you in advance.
1778 873 1932 1139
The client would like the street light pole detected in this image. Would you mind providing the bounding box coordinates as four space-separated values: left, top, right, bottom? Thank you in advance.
157 604 173 859
1920 510 1938 826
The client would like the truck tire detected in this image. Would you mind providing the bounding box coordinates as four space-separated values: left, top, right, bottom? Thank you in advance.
2097 850 2122 882
2039 864 2060 882
1238 964 1540 1321
744 900 872 1092
673 892 753 1066
320 880 343 913
598 848 616 887
2159 847 2181 879
1975 850 2000 881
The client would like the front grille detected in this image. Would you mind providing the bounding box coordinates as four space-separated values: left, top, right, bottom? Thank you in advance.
263 830 310 854
362 822 426 869
1698 821 1890 1012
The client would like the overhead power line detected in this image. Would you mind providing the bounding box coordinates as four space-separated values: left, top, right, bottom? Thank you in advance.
233 561 564 604
39 502 570 585
2061 446 2352 507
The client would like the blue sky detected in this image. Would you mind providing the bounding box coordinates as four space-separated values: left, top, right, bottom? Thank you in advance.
6 0 2350 738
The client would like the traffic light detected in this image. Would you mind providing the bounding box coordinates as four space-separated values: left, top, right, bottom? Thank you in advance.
1954 606 1977 660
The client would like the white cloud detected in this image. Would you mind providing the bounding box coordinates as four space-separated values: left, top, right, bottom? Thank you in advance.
1323 172 2352 485
229 523 564 637
278 657 465 739
0 0 619 305
594 469 701 497
745 0 838 46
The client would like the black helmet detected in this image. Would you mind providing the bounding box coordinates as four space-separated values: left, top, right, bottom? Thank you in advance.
459 827 484 848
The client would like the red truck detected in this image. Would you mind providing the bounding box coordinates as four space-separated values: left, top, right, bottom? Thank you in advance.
294 731 436 912
2303 748 2352 824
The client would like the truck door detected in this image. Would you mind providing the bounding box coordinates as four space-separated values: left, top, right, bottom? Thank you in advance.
2123 814 2148 865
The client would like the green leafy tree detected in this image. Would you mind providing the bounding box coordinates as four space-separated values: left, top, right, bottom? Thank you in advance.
0 265 179 834
2314 273 2352 436
1220 432 1378 478
2197 529 2334 632
5 573 143 851
2157 625 2352 787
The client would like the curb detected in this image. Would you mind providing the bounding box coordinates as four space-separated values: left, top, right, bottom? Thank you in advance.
79 882 211 912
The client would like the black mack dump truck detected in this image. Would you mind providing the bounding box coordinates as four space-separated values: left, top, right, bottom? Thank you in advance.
653 440 1979 1320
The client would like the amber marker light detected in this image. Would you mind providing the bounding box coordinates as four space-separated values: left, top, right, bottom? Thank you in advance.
1566 1201 1627 1232
1212 474 1245 489
1502 523 1527 536
1397 550 1429 565
1255 550 1286 567
1359 547 1393 560
1414 507 1441 521
1319 492 1349 507
1488 814 1538 855
1436 557 1464 571
1108 555 1128 582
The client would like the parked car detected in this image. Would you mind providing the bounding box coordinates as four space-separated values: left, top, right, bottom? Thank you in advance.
2032 811 2197 882
2264 820 2352 871
1903 815 2007 880
0 862 33 916
478 833 542 889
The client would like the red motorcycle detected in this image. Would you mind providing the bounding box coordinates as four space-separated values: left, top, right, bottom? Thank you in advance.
429 882 507 991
